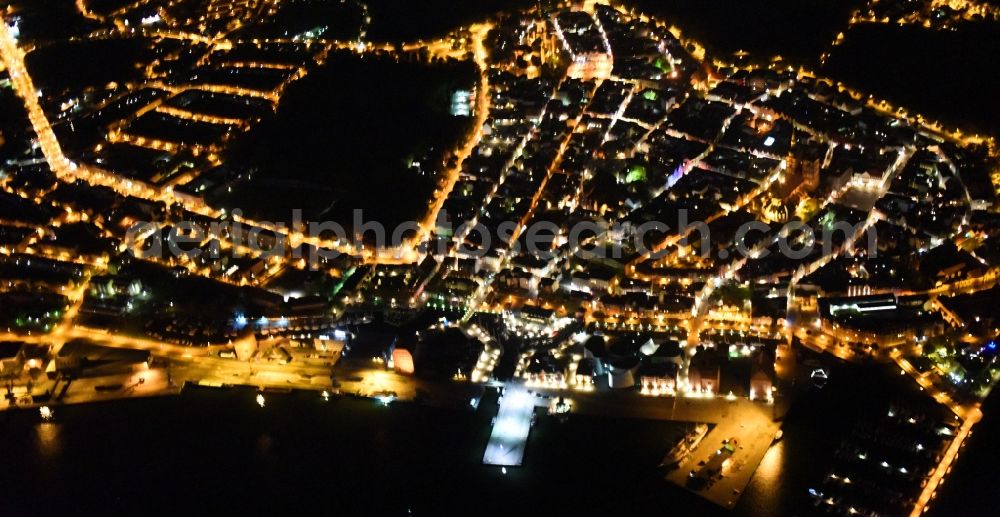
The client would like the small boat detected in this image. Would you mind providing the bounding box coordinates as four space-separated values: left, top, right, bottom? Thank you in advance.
810 368 829 389
660 423 709 468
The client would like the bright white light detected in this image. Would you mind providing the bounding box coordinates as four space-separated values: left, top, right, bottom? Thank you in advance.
451 90 472 116
483 386 533 466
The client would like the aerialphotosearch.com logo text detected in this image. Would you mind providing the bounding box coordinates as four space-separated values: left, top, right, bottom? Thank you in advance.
125 208 877 269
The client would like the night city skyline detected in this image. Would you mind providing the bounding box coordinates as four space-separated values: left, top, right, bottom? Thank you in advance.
0 1 998 515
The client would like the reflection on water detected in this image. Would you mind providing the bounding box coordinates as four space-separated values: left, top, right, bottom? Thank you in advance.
737 439 785 515
256 433 273 456
35 422 62 459
0 389 750 515
755 440 784 487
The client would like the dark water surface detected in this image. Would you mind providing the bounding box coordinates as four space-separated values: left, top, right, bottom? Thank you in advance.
0 387 719 516
0 358 989 516
928 387 1000 517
